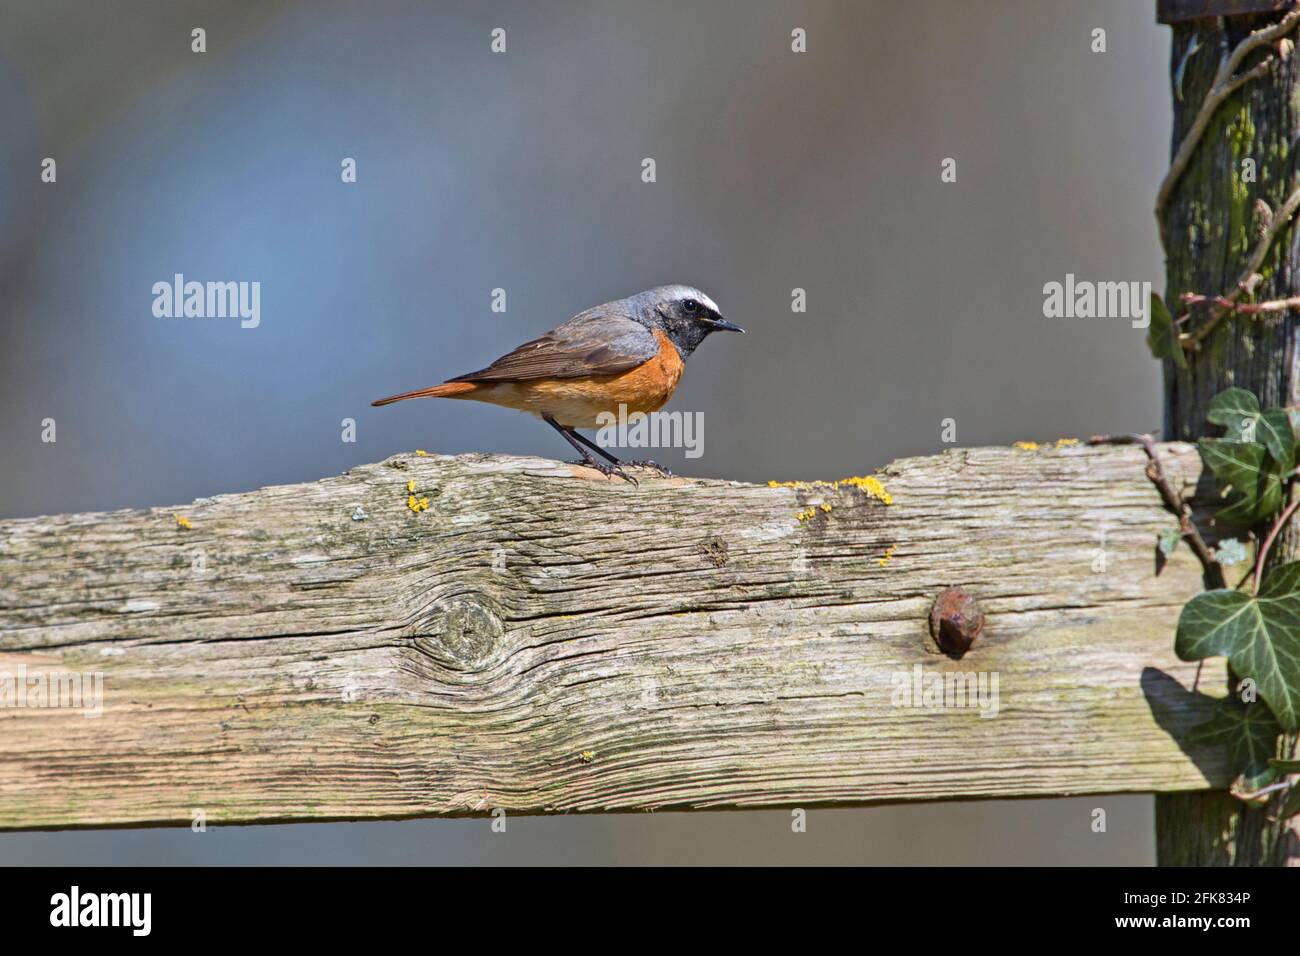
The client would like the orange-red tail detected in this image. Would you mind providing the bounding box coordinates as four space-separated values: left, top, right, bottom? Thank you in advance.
371 381 478 406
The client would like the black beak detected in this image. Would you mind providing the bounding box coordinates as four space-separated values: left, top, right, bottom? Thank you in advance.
708 317 745 333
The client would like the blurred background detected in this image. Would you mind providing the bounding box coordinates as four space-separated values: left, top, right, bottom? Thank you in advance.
0 0 1167 864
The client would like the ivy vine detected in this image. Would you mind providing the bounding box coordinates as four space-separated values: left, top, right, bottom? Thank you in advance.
1167 387 1300 815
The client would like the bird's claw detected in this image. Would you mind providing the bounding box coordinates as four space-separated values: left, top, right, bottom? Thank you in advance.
596 461 638 485
567 457 638 486
627 459 673 477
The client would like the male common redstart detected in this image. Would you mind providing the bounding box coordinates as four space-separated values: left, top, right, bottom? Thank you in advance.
372 285 743 481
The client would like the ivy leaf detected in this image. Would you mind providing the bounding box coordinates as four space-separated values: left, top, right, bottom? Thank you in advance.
1207 387 1261 438
1158 527 1181 557
1256 409 1296 470
1146 293 1187 369
1189 698 1281 789
1206 389 1295 465
1199 439 1284 525
1175 562 1300 730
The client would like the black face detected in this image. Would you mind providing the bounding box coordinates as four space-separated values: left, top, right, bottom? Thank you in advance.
655 296 743 358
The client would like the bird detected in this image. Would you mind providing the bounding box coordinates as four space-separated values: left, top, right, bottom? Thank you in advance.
372 285 743 482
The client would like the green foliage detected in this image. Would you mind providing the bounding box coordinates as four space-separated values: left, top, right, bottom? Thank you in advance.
1206 387 1295 468
1172 387 1300 804
1196 387 1294 528
1206 387 1261 436
1189 699 1281 792
1198 439 1284 525
1176 563 1300 731
1145 293 1187 369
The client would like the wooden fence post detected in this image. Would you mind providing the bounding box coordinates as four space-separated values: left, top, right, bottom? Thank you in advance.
1155 0 1300 865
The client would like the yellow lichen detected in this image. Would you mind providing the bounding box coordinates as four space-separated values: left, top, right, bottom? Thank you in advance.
768 475 893 506
795 507 818 522
404 478 431 513
415 449 428 457
837 475 893 505
1013 440 1040 451
1054 437 1079 447
174 513 193 529
878 544 897 567
579 750 596 764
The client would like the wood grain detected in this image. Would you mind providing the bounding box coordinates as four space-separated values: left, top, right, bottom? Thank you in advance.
1157 7 1300 866
0 444 1229 829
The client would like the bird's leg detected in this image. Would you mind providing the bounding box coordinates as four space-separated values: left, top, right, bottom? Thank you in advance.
543 416 636 485
542 416 612 467
562 428 672 477
564 429 629 468
561 426 622 465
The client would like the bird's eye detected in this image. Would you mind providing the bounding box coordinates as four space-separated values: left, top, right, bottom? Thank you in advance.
683 299 699 313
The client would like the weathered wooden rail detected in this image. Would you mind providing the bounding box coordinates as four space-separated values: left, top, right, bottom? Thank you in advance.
0 443 1228 829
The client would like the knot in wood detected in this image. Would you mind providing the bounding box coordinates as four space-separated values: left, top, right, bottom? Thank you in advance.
430 597 504 667
699 535 729 568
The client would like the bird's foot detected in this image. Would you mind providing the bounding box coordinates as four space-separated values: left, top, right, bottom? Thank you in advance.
593 459 638 485
626 459 673 477
567 457 638 486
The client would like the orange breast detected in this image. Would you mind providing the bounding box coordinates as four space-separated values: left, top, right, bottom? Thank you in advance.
463 329 685 428
600 329 685 414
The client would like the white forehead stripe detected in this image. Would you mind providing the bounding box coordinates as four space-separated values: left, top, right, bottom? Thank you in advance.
695 291 720 313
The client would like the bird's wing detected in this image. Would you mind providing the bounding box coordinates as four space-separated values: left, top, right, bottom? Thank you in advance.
449 313 659 383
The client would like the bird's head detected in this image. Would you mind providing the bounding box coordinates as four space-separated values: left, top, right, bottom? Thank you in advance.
634 284 744 358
